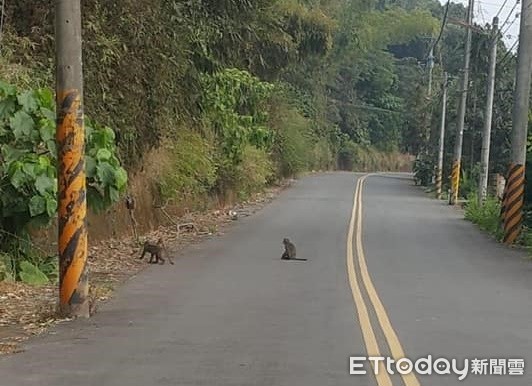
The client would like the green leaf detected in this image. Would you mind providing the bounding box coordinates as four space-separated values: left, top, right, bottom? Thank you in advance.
30 126 42 143
19 261 49 286
46 166 55 180
87 186 106 213
0 96 16 119
40 107 56 121
108 186 120 203
22 162 36 177
46 196 58 217
2 144 26 163
114 167 128 190
10 111 35 138
17 91 39 113
29 195 46 217
35 175 56 195
0 81 16 96
38 156 51 168
96 162 116 185
96 148 112 161
46 140 57 156
85 120 94 139
104 127 116 142
88 125 116 149
10 168 29 189
39 118 55 142
85 155 97 178
35 88 54 109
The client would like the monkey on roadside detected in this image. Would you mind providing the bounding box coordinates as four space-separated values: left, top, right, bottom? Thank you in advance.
139 238 174 265
281 238 307 261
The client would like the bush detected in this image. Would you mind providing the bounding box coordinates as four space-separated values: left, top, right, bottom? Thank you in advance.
413 157 433 186
464 193 503 239
0 236 57 285
272 105 312 177
158 131 217 204
0 253 15 282
0 81 127 283
460 164 480 199
233 145 274 199
339 140 412 173
311 137 334 171
18 260 49 286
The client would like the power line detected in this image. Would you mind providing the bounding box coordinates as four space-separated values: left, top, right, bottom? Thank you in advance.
457 0 515 10
495 0 511 18
475 0 517 8
502 13 519 36
478 2 487 24
498 38 519 68
500 0 520 31
431 0 451 55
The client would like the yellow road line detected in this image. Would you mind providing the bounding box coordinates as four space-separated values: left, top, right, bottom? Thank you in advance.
347 177 392 386
355 174 421 386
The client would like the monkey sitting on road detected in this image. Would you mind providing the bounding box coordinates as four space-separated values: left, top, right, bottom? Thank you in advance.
281 238 307 261
139 238 174 265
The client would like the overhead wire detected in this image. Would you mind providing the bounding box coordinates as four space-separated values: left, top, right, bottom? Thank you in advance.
498 39 519 69
495 0 511 18
430 0 451 55
478 2 487 24
501 11 520 37
500 0 520 31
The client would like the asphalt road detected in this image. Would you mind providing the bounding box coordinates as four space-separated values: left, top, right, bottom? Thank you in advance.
0 172 531 386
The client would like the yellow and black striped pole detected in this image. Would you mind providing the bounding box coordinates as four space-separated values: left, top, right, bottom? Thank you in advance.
502 164 525 244
503 0 532 245
449 0 474 205
435 167 443 199
56 0 89 317
449 159 460 205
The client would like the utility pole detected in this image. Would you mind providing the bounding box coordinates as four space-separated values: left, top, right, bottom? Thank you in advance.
502 0 532 244
56 0 89 317
427 46 434 95
450 0 474 205
436 73 448 199
478 16 499 203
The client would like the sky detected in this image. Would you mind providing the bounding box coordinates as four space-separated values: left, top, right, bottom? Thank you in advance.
438 0 521 49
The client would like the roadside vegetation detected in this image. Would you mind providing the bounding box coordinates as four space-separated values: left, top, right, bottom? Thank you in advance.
0 82 126 284
406 4 532 250
464 194 503 240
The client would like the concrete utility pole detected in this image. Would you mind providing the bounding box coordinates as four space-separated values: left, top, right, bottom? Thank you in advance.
502 0 532 244
56 0 89 317
428 46 434 95
450 0 474 205
436 73 448 199
478 16 499 203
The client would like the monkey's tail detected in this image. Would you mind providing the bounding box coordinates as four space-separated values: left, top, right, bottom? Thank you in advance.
288 258 307 261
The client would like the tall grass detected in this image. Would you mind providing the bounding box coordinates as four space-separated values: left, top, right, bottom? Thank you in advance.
464 193 503 239
338 141 412 172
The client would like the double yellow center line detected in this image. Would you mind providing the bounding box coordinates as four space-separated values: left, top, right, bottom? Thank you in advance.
347 174 421 386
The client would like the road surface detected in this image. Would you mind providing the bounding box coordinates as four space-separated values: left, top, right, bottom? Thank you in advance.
0 172 531 386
